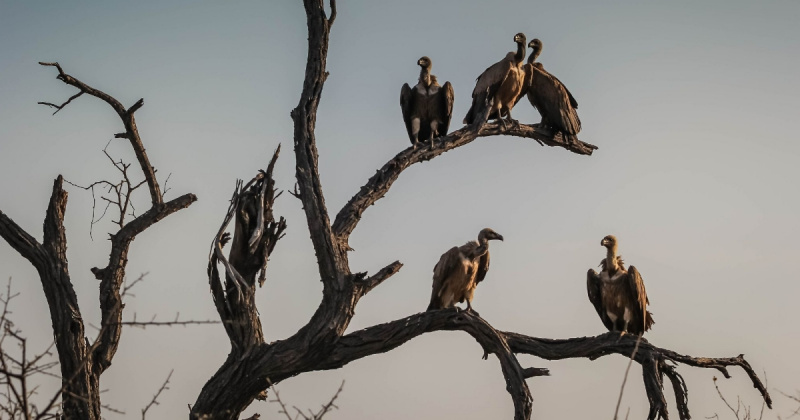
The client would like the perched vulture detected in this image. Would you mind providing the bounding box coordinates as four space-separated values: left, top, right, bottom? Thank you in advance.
463 33 527 128
400 56 454 147
427 228 504 312
587 235 654 336
526 39 582 143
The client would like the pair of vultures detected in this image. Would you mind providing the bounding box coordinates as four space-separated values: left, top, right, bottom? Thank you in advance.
400 33 581 147
428 231 654 337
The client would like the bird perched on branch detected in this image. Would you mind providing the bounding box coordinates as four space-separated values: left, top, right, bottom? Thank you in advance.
587 235 654 336
525 39 581 144
463 33 527 128
427 228 504 313
400 56 454 147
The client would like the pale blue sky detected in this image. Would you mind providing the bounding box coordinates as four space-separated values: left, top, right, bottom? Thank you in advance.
1 1 799 418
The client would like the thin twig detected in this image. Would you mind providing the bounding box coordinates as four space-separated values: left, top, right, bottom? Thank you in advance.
614 334 642 420
141 370 173 419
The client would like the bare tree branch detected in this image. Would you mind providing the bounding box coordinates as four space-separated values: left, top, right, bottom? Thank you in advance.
190 3 768 420
332 122 596 244
141 370 172 419
38 62 162 206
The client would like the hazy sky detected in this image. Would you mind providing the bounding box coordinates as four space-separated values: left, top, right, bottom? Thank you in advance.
1 0 799 418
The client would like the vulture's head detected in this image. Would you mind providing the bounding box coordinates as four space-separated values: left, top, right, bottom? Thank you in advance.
479 228 504 242
601 235 618 249
513 33 527 45
528 39 542 53
417 56 432 69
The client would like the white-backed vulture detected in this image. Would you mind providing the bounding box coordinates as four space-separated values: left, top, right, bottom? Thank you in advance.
463 33 527 128
587 235 655 336
526 39 582 143
427 228 504 312
400 56 454 147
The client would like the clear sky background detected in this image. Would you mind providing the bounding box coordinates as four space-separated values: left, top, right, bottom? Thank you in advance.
1 0 799 418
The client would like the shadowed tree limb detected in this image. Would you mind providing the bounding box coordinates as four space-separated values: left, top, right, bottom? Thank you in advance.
38 62 162 207
332 122 597 243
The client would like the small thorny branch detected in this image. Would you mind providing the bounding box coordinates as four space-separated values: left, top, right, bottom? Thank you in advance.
0 278 61 420
141 370 173 420
777 390 800 420
269 381 344 420
709 375 767 420
64 140 148 239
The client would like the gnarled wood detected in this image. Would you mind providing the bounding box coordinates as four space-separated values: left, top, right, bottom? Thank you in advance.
191 2 769 420
1 66 195 419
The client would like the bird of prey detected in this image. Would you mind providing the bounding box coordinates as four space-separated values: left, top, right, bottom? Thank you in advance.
463 33 528 129
427 228 504 313
587 235 654 336
526 38 582 144
400 56 454 147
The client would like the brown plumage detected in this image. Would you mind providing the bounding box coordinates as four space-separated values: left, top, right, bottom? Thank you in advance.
587 235 654 336
463 33 527 128
526 39 581 143
400 56 455 147
427 228 504 312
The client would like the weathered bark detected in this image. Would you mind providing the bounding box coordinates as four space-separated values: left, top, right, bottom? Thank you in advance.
0 65 196 419
190 1 770 420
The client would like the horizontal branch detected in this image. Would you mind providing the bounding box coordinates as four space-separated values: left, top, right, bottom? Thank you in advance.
318 309 769 420
332 122 597 241
319 309 535 420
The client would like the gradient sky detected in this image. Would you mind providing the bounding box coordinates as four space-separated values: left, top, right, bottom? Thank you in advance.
1 0 799 418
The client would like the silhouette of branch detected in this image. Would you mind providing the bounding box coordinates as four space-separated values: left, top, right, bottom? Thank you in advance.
269 381 344 420
141 370 172 419
332 122 597 244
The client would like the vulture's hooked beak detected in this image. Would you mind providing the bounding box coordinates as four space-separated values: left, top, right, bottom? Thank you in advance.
600 239 607 246
496 234 505 241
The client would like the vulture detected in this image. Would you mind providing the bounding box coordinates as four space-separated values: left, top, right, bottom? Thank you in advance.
526 39 582 143
463 33 527 128
400 56 455 147
587 235 655 336
427 228 504 312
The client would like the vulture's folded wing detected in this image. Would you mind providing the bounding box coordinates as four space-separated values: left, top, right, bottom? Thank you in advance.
528 65 581 135
428 246 461 310
587 269 613 331
439 81 455 136
400 83 415 142
625 265 654 334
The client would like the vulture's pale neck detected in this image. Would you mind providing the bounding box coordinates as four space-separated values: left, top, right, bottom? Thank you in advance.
514 41 526 63
418 65 432 87
528 47 541 65
473 234 491 258
605 244 620 273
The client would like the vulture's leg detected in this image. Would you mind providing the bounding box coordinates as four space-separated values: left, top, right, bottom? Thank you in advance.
465 299 480 317
429 120 439 147
617 319 629 342
411 117 421 147
505 107 520 128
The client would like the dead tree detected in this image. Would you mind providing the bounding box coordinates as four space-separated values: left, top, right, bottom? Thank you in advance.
0 63 196 419
191 1 770 419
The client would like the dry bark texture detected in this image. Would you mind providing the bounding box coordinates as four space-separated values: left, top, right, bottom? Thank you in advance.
0 64 195 419
190 1 769 420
